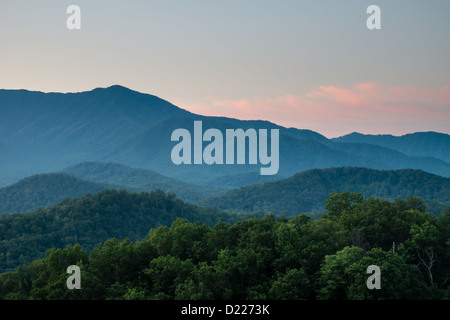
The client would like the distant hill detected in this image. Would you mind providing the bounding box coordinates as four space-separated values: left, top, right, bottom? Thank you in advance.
0 173 114 215
0 161 230 216
332 132 450 164
0 189 248 273
324 140 450 178
62 162 226 202
198 167 450 215
203 171 284 189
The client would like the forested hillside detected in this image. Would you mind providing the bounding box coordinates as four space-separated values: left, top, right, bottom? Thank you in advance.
203 171 283 189
1 192 448 300
199 167 450 215
0 173 114 215
0 189 249 273
63 162 226 201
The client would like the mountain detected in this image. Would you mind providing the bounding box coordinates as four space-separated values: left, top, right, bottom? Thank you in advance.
0 189 248 273
324 141 450 178
0 85 192 184
198 167 450 215
1 85 450 188
104 114 450 183
62 162 226 202
332 132 450 164
0 173 116 216
0 161 230 216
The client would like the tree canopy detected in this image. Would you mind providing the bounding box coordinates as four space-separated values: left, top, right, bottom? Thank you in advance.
1 192 448 300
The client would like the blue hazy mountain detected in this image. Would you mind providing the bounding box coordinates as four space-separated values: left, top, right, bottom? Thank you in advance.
1 85 450 188
332 132 450 164
62 162 226 201
0 85 192 184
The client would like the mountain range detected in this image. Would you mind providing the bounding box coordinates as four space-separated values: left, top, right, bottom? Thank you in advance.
1 85 450 189
0 164 448 218
332 131 450 163
1 84 449 277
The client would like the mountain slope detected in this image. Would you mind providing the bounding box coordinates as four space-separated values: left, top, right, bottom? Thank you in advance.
0 85 193 185
0 173 117 215
0 189 247 273
332 132 450 164
107 115 440 183
325 141 450 177
0 85 189 150
203 171 284 189
199 167 450 215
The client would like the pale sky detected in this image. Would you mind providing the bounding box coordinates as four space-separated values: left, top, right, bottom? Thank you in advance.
1 0 449 138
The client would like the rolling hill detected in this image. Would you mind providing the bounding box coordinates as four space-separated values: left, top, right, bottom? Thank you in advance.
203 171 284 189
198 167 450 215
0 173 116 216
62 162 226 201
0 161 231 216
0 189 248 273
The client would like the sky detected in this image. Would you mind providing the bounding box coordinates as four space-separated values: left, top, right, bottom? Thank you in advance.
0 0 449 138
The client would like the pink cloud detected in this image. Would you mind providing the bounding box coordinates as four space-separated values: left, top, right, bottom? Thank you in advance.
179 83 450 138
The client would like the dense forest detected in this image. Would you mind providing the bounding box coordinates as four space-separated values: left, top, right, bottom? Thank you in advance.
0 189 249 273
1 191 448 300
200 167 450 216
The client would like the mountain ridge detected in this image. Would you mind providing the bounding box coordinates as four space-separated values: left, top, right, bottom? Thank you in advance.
332 131 450 164
1 85 449 187
198 167 450 216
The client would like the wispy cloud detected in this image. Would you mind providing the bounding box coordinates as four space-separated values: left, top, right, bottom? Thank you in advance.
178 83 450 138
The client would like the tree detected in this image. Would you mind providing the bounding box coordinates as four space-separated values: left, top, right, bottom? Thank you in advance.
144 255 195 299
408 221 439 286
318 246 431 300
317 246 364 300
324 191 363 218
269 268 310 300
346 248 431 300
28 244 88 300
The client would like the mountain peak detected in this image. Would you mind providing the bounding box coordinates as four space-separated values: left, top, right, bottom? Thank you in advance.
106 84 133 91
91 84 137 95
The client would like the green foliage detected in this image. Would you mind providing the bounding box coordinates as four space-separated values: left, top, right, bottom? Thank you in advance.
199 167 450 216
268 268 311 300
318 246 431 300
0 189 247 273
0 192 448 300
